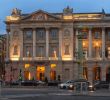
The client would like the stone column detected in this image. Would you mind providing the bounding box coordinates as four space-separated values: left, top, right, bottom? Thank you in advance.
46 28 49 59
6 29 10 60
75 29 78 51
102 27 105 59
20 29 23 60
88 28 92 59
33 28 36 58
59 28 62 60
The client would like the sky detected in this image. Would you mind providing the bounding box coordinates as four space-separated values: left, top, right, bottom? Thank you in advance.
0 0 110 34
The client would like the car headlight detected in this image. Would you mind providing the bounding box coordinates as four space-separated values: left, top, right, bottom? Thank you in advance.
69 85 73 88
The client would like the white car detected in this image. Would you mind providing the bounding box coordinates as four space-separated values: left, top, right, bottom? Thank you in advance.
58 80 74 89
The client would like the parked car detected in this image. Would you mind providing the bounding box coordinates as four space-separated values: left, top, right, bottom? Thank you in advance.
21 80 38 86
58 80 74 89
36 80 46 85
94 81 109 89
10 80 20 86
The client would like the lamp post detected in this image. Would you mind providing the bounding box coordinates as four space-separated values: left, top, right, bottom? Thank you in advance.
74 31 88 94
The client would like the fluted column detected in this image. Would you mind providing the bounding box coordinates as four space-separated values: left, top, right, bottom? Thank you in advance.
59 28 62 60
33 29 36 58
46 28 49 59
102 27 105 59
20 29 23 60
88 28 92 59
6 29 10 60
75 29 78 51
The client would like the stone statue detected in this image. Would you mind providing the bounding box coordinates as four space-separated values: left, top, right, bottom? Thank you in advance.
63 6 73 14
11 8 21 16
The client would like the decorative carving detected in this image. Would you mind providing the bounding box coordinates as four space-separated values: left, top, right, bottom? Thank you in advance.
11 8 21 16
36 14 45 20
64 43 70 55
13 45 18 55
64 29 70 38
63 6 73 14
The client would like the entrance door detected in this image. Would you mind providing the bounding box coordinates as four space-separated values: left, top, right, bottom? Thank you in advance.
50 70 56 80
24 71 31 80
37 66 45 81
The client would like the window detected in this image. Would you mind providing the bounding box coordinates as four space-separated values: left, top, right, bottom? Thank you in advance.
37 29 45 40
50 46 57 57
38 46 44 57
25 46 32 57
82 32 88 39
25 30 32 39
50 29 58 39
94 32 100 39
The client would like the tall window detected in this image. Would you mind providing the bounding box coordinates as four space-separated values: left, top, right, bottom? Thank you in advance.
94 32 100 39
38 46 45 57
50 29 58 40
36 29 45 40
82 32 88 39
25 46 32 57
25 30 32 39
50 46 57 57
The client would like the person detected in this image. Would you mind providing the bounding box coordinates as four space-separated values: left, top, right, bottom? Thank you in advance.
45 77 48 85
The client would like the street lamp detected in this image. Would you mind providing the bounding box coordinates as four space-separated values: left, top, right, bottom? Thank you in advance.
74 30 88 94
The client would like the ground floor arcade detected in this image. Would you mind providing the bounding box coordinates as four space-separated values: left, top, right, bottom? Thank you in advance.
4 60 110 83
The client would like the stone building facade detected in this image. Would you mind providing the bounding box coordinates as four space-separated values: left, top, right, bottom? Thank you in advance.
5 7 110 82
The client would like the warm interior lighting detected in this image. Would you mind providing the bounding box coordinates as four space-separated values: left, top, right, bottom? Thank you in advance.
83 42 86 47
25 64 30 68
95 42 99 47
63 15 73 19
10 56 19 61
28 72 31 80
37 66 45 71
51 64 56 68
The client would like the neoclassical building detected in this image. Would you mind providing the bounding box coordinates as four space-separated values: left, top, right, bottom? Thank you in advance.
5 7 110 82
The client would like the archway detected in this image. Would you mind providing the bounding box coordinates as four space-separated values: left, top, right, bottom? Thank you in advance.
106 66 110 82
93 66 101 81
36 66 45 81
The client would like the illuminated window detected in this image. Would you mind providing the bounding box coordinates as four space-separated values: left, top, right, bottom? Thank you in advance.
83 67 88 80
25 64 30 68
51 64 56 68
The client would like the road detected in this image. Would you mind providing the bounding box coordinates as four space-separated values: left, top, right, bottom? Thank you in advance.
1 87 110 100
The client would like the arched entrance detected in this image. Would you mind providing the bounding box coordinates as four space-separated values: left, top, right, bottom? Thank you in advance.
93 66 101 81
36 66 45 81
24 71 31 80
50 64 56 81
106 66 110 82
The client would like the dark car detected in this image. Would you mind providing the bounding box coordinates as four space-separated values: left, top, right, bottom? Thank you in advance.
21 80 38 86
10 80 20 85
94 81 109 89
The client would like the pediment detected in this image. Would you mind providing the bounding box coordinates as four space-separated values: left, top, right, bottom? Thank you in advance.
21 10 61 21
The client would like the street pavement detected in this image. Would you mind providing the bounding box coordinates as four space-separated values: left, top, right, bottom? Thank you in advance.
1 86 110 100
